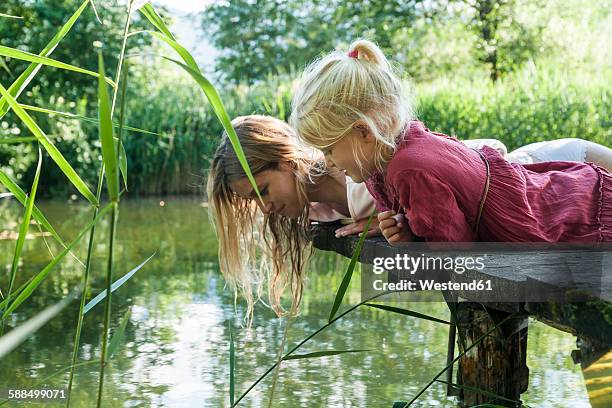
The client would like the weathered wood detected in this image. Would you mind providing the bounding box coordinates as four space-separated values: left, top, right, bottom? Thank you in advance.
311 224 612 346
456 303 529 407
310 223 612 405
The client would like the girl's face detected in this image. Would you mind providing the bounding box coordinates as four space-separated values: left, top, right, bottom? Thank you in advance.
229 163 304 219
322 127 378 183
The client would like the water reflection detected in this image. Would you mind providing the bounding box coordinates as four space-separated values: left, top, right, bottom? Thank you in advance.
0 196 592 407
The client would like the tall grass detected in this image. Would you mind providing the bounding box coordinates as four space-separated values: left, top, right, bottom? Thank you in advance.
0 2 258 407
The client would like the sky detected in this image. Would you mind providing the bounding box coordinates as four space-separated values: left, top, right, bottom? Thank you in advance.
149 0 220 71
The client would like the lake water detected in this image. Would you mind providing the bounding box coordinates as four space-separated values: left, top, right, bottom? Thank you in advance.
0 196 594 407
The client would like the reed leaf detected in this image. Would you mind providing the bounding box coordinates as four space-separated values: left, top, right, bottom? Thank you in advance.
3 148 42 322
231 291 392 406
97 52 119 202
146 31 198 70
106 306 131 361
116 61 130 190
164 57 262 203
399 313 517 407
83 252 156 314
0 0 89 119
434 380 530 407
328 212 374 322
88 0 102 24
0 46 116 87
0 169 66 248
0 83 99 205
0 275 33 311
0 13 23 19
1 203 113 318
0 286 81 360
139 4 176 40
0 137 37 144
20 104 162 136
0 58 12 76
364 303 450 325
283 349 370 361
140 3 262 202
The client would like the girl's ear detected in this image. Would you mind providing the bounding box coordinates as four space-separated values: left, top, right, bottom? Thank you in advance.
353 120 374 143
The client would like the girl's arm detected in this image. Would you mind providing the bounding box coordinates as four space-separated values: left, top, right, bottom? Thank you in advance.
393 170 476 242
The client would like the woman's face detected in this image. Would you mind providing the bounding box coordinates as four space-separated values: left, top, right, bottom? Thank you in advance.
229 163 304 219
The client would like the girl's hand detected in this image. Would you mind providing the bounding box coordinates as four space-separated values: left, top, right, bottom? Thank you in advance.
335 217 381 238
378 210 414 245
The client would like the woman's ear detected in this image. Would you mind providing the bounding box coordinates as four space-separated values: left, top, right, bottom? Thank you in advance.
281 160 297 170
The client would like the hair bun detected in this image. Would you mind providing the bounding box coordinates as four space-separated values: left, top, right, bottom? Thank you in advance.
347 39 388 68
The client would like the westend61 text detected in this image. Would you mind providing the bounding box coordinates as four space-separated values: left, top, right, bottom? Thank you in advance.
372 254 486 275
373 279 493 292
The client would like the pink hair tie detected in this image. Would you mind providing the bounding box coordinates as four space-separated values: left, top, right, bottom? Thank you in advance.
348 49 358 59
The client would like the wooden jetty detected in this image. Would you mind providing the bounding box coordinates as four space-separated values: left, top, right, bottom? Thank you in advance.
311 224 612 407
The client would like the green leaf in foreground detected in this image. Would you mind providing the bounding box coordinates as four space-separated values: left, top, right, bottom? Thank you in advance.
434 380 529 407
0 0 90 119
283 349 370 361
20 103 162 136
0 137 37 144
0 82 99 205
4 148 42 316
0 13 23 19
146 31 198 71
328 211 375 322
163 57 262 203
0 46 116 87
0 288 81 360
398 313 517 407
97 52 119 201
364 303 450 325
106 306 131 361
0 169 67 248
140 3 262 202
83 252 156 314
2 203 113 318
139 3 176 40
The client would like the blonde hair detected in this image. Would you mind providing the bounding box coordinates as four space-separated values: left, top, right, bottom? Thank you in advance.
290 39 415 171
206 115 320 324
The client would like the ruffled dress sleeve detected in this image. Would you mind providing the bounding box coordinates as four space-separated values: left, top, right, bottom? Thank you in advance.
393 170 477 242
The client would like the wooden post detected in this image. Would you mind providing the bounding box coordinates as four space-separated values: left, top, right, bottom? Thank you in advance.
456 302 530 407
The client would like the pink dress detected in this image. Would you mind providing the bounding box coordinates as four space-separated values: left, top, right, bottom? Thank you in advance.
365 121 612 242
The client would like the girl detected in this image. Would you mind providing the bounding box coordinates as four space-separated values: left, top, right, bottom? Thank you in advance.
289 39 611 244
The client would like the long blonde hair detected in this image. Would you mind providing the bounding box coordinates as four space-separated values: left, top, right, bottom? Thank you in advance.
290 39 415 171
207 115 320 323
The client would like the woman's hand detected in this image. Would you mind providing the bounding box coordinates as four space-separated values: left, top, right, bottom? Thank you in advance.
378 210 414 245
334 217 381 238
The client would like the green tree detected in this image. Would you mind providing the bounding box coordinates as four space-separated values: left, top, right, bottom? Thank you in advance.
464 0 546 80
201 0 441 84
0 0 154 194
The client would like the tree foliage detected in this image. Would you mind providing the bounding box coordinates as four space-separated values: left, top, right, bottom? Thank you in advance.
201 0 442 84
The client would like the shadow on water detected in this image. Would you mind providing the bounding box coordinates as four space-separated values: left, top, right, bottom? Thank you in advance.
0 196 592 407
